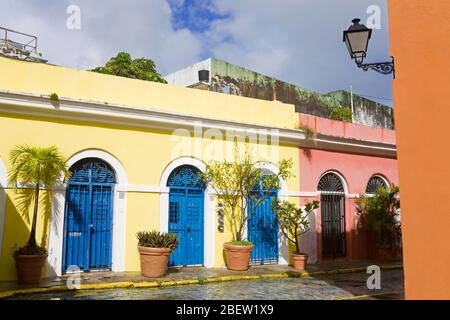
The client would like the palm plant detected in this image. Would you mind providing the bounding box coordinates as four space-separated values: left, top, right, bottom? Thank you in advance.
8 145 70 253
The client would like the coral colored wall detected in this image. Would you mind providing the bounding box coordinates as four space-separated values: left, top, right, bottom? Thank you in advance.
298 111 399 263
388 0 450 299
300 114 396 145
299 149 398 194
299 148 398 262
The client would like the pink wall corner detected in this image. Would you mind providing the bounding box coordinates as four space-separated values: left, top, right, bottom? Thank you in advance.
298 113 397 145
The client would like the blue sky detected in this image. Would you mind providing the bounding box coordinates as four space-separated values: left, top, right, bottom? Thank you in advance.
0 0 392 105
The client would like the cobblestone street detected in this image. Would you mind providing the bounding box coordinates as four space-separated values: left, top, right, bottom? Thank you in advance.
8 269 404 300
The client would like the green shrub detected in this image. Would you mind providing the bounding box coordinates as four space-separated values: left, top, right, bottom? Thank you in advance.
330 106 352 122
49 93 59 102
137 230 179 250
356 185 401 251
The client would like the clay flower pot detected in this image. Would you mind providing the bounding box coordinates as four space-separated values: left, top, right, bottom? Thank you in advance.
14 254 48 285
138 246 172 278
291 253 308 272
223 243 254 271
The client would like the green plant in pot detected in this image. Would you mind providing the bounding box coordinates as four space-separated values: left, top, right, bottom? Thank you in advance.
137 230 178 278
272 200 319 271
356 185 402 261
201 143 293 271
8 145 70 284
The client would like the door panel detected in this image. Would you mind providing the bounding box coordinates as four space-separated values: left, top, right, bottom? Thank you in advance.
321 192 346 258
248 192 279 265
64 184 90 271
89 185 113 269
63 159 115 273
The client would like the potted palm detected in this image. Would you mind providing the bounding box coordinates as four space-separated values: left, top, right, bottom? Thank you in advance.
137 230 178 278
202 144 293 271
272 200 319 271
8 145 70 284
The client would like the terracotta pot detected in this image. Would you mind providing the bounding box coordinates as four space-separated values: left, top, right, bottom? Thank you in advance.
138 246 172 278
14 254 48 285
291 253 308 272
223 243 254 271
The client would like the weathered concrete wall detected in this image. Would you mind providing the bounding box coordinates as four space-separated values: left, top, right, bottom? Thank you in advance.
210 58 395 129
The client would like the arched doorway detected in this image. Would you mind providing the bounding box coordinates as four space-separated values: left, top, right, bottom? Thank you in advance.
167 165 205 266
62 158 116 272
248 175 279 265
318 172 346 258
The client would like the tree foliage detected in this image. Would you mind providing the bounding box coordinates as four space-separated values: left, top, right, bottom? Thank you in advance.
201 144 293 243
8 145 70 254
272 200 319 254
330 106 353 122
90 52 167 83
356 185 402 251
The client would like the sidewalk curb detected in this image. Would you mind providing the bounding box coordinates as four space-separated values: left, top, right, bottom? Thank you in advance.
0 264 403 299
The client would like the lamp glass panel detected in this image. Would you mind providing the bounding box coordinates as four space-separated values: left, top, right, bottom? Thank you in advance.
346 31 370 55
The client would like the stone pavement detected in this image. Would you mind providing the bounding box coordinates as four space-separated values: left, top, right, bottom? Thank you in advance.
0 259 403 299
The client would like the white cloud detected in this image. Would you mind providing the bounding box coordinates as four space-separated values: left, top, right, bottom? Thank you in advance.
202 0 392 103
0 0 392 104
0 0 202 73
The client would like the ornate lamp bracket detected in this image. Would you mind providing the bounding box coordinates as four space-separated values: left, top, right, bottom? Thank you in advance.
356 56 395 77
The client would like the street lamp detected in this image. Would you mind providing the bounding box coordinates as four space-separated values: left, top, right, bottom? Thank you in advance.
343 18 395 76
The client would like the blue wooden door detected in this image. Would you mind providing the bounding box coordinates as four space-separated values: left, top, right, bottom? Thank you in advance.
248 188 279 265
63 159 115 272
168 166 205 266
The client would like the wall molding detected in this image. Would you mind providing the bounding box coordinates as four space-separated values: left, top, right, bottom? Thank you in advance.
0 90 397 158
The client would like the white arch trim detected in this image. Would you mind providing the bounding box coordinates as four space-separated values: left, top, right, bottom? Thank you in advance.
159 157 215 268
47 149 128 277
0 158 7 259
317 170 349 194
254 161 289 265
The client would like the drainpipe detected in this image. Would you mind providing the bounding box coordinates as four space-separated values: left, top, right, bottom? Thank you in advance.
350 85 355 123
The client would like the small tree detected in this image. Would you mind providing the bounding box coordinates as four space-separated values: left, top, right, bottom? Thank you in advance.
90 52 167 83
356 185 401 251
8 145 70 254
272 200 319 254
201 145 293 244
330 106 353 122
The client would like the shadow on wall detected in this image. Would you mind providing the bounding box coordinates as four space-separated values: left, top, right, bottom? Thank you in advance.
0 189 59 282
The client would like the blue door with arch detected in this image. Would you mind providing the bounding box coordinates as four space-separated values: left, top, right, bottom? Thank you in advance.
168 165 205 266
62 158 115 272
248 177 279 265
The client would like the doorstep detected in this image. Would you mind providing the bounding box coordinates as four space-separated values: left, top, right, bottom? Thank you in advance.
0 259 403 299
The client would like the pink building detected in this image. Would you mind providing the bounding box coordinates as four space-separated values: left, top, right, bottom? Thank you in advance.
298 114 398 263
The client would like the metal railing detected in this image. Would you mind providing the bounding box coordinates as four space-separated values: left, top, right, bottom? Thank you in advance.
0 26 38 54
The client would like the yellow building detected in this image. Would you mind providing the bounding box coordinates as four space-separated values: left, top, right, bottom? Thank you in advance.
0 56 306 281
